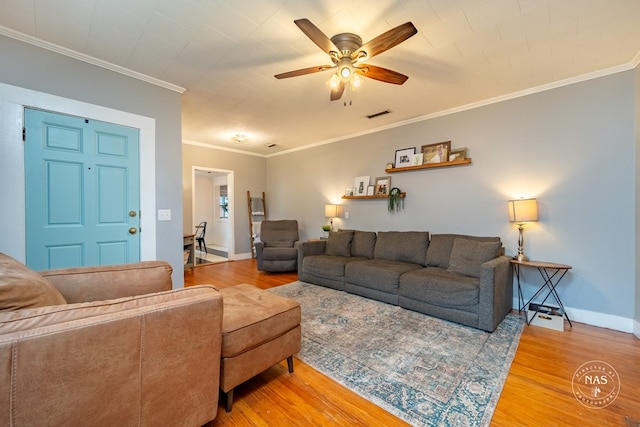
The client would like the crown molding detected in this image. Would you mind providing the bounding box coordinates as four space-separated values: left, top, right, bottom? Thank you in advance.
0 25 185 94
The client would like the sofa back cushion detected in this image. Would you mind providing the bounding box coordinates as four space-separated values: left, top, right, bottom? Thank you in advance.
374 231 429 265
426 234 501 268
447 238 503 278
0 253 67 311
41 261 173 304
260 220 299 247
325 230 354 257
350 231 377 259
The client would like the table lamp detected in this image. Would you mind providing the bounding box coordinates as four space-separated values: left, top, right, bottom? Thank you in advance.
324 204 338 232
507 198 538 261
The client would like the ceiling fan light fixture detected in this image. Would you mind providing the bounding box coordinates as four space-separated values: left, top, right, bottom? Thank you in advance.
329 73 340 88
351 74 361 88
339 65 352 80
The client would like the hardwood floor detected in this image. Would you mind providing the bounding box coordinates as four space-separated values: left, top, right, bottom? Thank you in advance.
187 259 640 426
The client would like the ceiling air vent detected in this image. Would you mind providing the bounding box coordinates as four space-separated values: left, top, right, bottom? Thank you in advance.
366 109 390 119
266 143 277 148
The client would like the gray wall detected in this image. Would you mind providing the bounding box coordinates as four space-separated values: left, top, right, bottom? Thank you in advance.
0 35 185 286
636 64 640 337
182 144 266 257
266 71 637 331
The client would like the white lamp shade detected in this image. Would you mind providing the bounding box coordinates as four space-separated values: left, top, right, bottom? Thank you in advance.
324 204 338 218
508 198 538 223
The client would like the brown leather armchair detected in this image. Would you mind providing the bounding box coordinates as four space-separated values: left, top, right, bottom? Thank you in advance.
0 254 223 426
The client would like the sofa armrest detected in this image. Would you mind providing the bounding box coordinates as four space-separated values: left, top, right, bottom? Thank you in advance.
296 240 326 277
0 285 223 426
40 261 173 303
477 255 513 332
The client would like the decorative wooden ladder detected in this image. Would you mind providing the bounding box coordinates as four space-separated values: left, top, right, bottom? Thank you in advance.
247 191 267 258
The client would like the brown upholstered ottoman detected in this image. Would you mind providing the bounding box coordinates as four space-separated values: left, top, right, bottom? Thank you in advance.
219 284 301 411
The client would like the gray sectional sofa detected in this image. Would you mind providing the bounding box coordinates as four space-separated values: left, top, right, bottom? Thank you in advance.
298 230 513 332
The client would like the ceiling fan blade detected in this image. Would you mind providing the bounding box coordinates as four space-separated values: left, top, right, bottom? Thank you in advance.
330 80 345 101
274 65 334 79
294 18 339 55
355 65 409 85
352 22 417 62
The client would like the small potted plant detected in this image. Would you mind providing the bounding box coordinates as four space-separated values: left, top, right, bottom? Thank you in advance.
388 187 404 213
321 224 331 237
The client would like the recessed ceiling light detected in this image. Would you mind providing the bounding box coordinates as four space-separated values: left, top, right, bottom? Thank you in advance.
232 134 247 144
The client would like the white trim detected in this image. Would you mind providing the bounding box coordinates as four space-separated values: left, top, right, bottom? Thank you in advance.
0 25 185 94
0 81 156 262
512 297 635 333
183 139 267 158
181 61 639 159
264 62 638 158
234 252 252 261
634 320 640 339
191 166 235 261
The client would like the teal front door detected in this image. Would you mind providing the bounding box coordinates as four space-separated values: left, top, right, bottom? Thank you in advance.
24 108 141 270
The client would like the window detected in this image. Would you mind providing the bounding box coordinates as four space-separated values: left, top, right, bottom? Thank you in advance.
219 185 228 219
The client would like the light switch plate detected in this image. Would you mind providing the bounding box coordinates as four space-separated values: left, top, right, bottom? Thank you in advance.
157 209 171 221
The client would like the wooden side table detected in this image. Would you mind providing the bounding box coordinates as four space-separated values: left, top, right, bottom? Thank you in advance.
511 259 573 327
183 234 195 270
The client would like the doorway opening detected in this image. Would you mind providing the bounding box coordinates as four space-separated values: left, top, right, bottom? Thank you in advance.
192 167 234 264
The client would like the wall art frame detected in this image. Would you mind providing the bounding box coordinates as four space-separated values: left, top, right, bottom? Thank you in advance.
394 147 415 168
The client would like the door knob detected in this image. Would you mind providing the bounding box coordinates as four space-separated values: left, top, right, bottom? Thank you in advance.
129 227 137 234
129 211 137 217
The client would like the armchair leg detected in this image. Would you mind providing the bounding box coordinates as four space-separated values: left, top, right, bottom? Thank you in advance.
224 388 234 412
287 356 294 373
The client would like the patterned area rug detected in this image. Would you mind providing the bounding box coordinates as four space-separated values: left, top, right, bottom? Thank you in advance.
268 281 524 426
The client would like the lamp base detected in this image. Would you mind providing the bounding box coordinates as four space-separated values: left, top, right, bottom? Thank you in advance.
513 254 529 262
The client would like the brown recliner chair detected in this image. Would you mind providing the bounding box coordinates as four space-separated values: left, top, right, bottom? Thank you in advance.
255 220 300 272
0 254 223 426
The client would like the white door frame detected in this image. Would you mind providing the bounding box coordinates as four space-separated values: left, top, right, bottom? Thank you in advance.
191 166 234 260
0 81 156 262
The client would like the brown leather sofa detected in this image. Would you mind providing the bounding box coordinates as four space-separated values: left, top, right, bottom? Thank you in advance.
0 253 223 426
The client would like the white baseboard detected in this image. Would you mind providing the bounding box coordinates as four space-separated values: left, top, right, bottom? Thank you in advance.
512 298 634 333
233 252 252 261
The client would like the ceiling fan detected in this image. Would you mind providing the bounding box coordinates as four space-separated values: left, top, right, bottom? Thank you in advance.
275 19 418 102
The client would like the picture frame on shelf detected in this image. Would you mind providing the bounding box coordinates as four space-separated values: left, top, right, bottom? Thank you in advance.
354 176 370 196
412 153 424 165
394 147 415 168
421 141 451 164
366 185 375 196
345 188 355 197
374 176 391 195
449 147 467 162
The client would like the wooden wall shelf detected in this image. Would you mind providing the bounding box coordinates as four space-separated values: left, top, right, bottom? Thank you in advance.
386 158 472 173
342 192 406 200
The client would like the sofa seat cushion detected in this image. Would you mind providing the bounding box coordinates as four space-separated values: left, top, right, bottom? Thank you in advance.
261 247 298 261
0 253 67 311
374 231 429 265
346 259 423 293
399 267 480 307
220 284 301 358
303 255 366 278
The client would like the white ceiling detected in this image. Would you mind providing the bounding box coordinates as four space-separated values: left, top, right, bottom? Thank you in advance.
1 0 639 156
